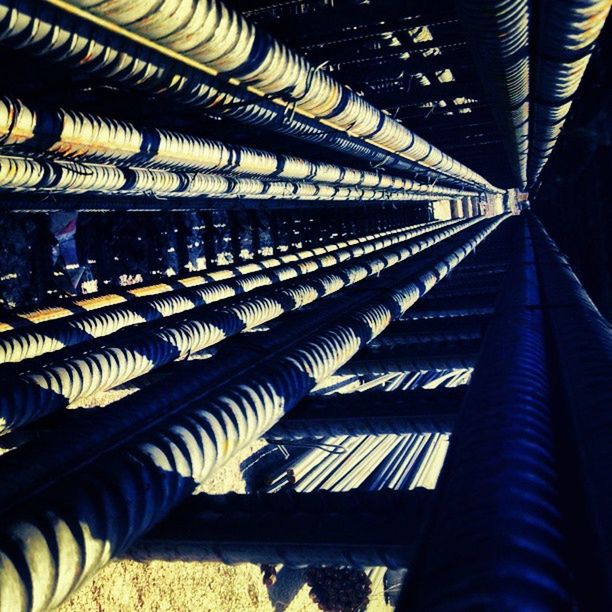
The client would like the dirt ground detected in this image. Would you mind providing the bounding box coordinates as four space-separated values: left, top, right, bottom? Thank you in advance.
58 441 393 612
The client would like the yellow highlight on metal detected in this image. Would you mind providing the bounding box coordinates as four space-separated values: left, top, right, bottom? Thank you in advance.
41 0 449 174
128 284 174 297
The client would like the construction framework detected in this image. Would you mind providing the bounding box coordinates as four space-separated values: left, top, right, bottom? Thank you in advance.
0 1 609 611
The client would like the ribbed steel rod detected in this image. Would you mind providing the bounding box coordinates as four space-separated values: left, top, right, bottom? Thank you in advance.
456 0 530 187
0 0 497 190
266 430 449 496
365 436 419 491
0 219 429 333
127 490 433 568
267 434 408 494
373 435 427 491
264 435 351 495
402 306 496 321
320 436 399 492
0 215 506 611
0 96 476 198
293 437 372 493
0 153 450 203
528 0 610 186
530 214 612 607
377 313 492 337
0 217 483 435
404 294 498 319
400 216 571 609
0 219 456 363
265 388 462 440
336 340 481 376
368 327 482 349
408 433 451 490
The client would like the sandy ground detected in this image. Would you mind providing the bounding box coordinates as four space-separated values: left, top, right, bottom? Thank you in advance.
57 441 392 612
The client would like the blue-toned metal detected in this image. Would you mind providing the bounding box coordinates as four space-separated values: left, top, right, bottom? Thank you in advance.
0 219 456 363
400 216 571 609
529 0 610 186
0 216 486 435
265 388 463 440
0 97 476 200
455 0 530 187
264 430 451 495
0 215 506 611
403 305 496 321
335 338 481 376
368 314 490 348
406 292 499 319
0 219 425 333
530 214 612 607
0 153 452 203
0 0 498 190
127 489 432 568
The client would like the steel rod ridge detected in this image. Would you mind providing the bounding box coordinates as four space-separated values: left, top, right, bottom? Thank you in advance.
0 215 506 611
528 0 610 186
530 214 612 607
265 388 462 440
0 216 484 434
335 339 481 376
0 219 458 363
456 0 530 187
367 327 482 349
0 96 476 198
0 219 434 332
126 490 433 568
400 216 571 609
0 154 462 203
0 0 499 190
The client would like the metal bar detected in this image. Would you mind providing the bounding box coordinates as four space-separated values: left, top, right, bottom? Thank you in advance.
0 219 452 356
530 214 612 607
528 0 610 186
336 339 481 375
0 216 426 332
368 315 490 346
0 0 498 190
0 217 487 434
265 388 463 440
0 215 506 611
400 215 571 609
0 153 466 203
0 220 478 432
0 97 475 198
127 489 433 568
455 0 530 187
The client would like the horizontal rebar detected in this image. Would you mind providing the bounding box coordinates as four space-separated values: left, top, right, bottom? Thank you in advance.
0 215 506 611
